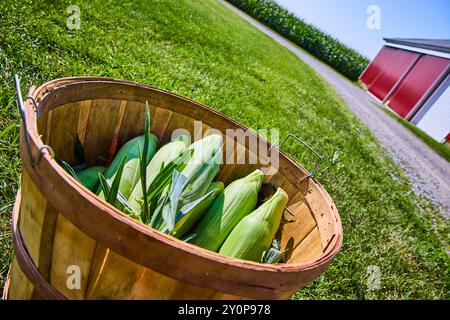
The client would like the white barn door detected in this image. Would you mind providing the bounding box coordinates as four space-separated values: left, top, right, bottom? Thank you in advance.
413 74 450 142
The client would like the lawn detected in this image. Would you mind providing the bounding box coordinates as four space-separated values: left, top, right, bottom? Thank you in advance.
0 0 449 299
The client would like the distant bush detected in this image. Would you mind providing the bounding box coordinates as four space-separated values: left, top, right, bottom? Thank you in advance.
226 0 370 80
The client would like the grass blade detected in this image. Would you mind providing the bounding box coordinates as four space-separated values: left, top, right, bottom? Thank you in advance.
0 122 17 139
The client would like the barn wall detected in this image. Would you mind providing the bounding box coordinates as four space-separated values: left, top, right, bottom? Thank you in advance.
366 48 420 101
360 46 395 87
386 55 450 118
362 42 450 143
412 74 450 142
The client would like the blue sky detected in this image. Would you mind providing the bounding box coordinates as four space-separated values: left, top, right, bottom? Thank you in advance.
274 0 450 59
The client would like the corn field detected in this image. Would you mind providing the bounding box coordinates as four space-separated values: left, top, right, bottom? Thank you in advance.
226 0 370 80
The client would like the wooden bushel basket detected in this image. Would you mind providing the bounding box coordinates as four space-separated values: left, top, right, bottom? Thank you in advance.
4 76 342 300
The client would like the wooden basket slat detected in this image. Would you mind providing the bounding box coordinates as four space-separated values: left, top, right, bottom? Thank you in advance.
35 201 58 286
7 257 34 299
49 214 96 299
280 201 318 261
47 103 81 164
43 110 53 145
117 101 148 148
109 100 128 158
82 99 122 165
7 172 47 299
18 172 47 267
151 107 173 147
265 173 302 200
85 247 126 299
305 182 340 252
128 268 179 299
289 227 324 264
160 112 198 146
76 100 93 145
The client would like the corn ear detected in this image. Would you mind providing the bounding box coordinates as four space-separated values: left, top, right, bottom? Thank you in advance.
77 166 105 191
151 134 223 231
97 171 142 221
128 135 190 212
178 134 223 204
219 187 289 262
170 181 224 238
191 169 264 251
99 134 157 199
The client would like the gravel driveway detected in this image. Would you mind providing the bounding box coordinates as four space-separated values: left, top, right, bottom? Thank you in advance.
221 0 450 218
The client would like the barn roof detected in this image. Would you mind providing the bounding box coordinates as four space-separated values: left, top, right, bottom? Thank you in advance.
384 38 450 54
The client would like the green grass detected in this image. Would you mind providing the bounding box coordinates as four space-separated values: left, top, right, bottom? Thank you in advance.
0 0 449 299
371 102 450 163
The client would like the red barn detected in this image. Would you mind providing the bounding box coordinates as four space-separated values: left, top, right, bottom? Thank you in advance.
360 38 450 143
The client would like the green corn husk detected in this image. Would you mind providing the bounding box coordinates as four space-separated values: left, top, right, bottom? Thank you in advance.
219 187 289 262
178 134 223 204
170 181 224 238
191 169 264 252
261 239 284 264
128 135 190 212
99 134 157 200
77 166 105 191
150 134 223 232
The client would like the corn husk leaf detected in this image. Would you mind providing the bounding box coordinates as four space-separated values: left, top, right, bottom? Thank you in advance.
136 148 194 225
98 173 111 201
165 170 190 231
108 155 127 205
261 239 284 264
72 163 87 173
151 135 223 233
139 102 152 223
98 173 141 221
181 233 197 242
74 135 85 164
99 133 157 200
98 155 127 205
170 181 224 238
77 166 105 191
219 188 289 262
57 158 80 182
191 169 264 251
128 135 189 212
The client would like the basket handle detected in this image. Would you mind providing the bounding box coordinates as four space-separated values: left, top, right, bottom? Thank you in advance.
14 74 54 167
270 132 323 178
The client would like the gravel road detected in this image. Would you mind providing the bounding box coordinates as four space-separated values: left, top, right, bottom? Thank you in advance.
221 0 450 218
